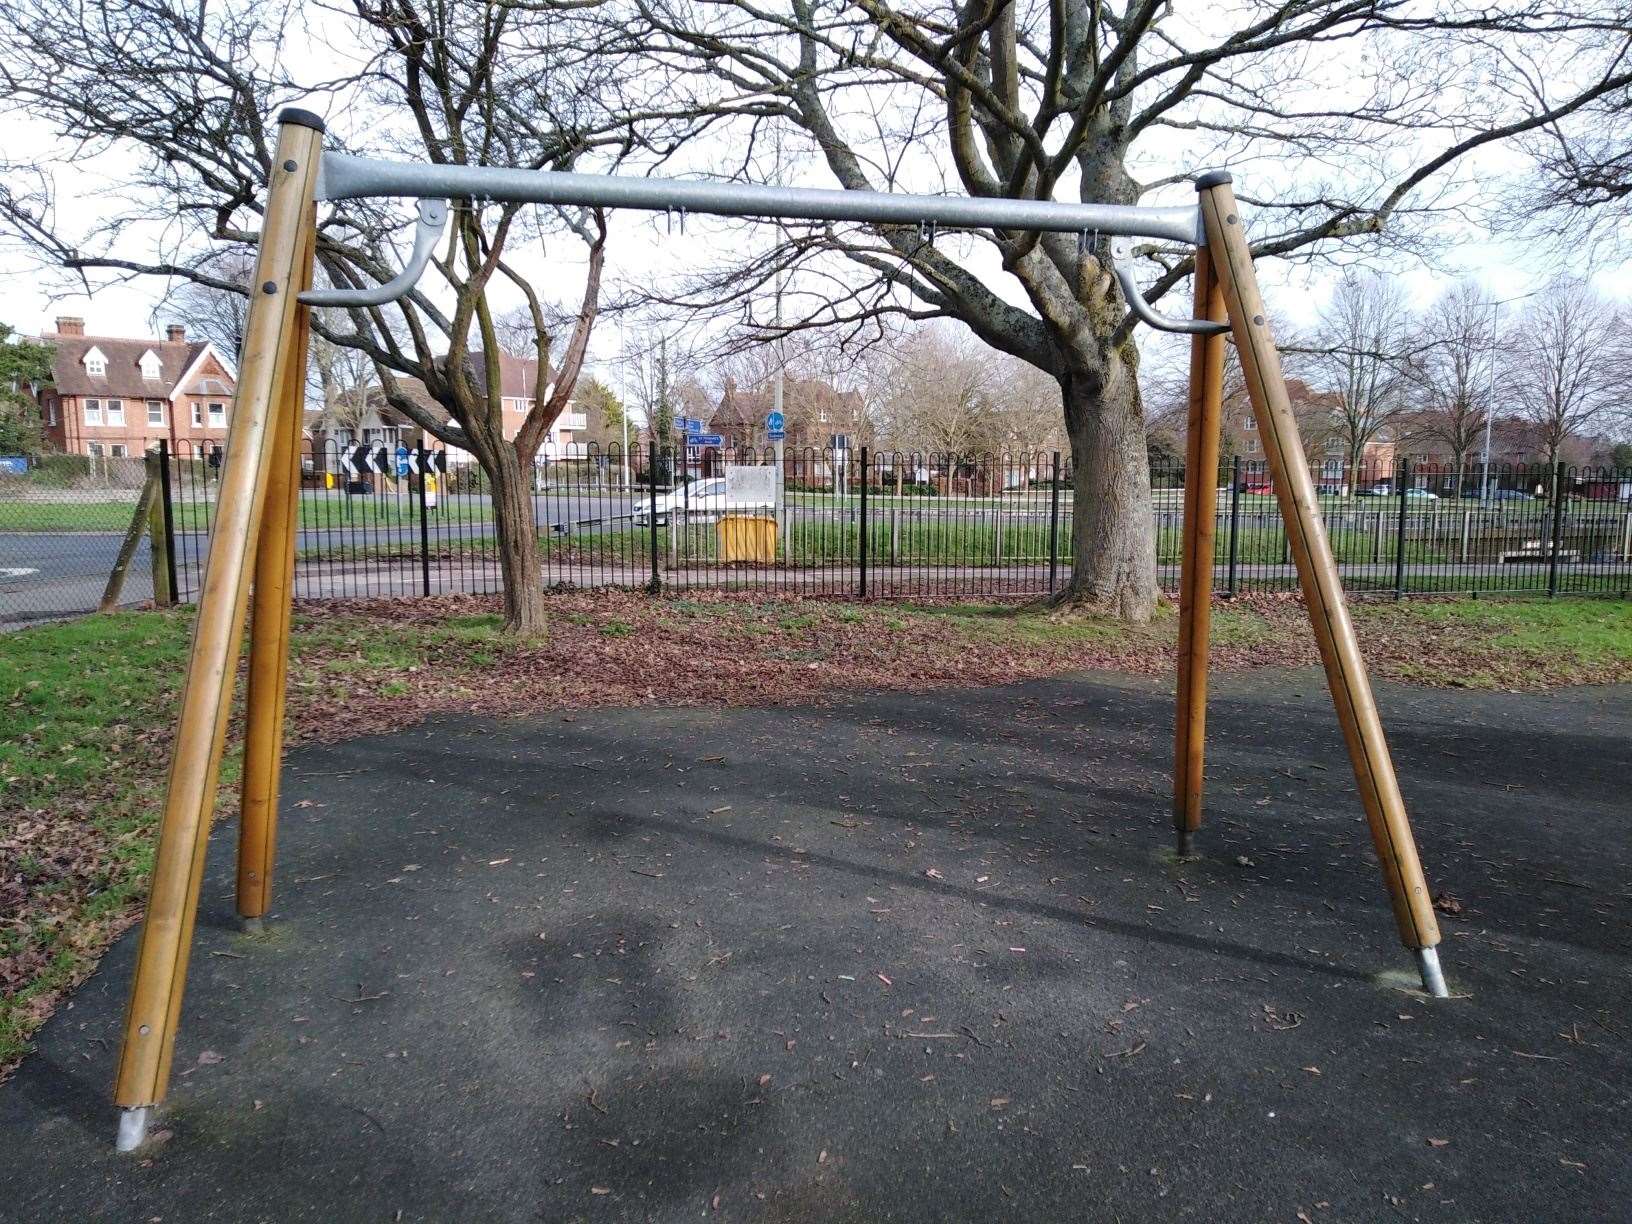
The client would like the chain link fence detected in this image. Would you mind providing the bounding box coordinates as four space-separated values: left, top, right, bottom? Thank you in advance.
3 440 1629 626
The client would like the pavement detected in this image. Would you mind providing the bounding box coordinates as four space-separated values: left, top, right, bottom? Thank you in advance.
2 668 1630 1222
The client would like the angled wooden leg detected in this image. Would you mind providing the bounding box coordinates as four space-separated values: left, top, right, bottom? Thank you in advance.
113 112 325 1151
1195 171 1447 997
237 217 315 929
1173 247 1228 857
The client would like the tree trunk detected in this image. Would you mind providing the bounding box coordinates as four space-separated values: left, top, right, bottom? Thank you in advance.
485 445 547 634
1059 364 1158 622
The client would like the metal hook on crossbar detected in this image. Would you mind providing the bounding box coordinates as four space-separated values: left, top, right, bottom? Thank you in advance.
1107 235 1230 336
300 198 447 309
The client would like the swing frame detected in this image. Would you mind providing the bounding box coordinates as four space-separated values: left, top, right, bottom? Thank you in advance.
110 108 1446 1152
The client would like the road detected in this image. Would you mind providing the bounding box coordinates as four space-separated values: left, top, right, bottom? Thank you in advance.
0 531 157 626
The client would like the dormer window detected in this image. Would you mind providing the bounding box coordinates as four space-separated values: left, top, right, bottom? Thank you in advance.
84 346 108 378
139 350 162 380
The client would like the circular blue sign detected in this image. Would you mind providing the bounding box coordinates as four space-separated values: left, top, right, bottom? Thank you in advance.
766 410 785 434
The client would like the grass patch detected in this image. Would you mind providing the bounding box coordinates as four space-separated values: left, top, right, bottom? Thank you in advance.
1347 598 1632 687
1 611 200 1065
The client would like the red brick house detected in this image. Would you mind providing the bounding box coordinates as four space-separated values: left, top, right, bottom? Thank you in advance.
309 351 588 465
30 317 236 458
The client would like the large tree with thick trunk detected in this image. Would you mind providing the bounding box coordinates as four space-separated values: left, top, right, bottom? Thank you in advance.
0 0 691 632
619 0 1632 619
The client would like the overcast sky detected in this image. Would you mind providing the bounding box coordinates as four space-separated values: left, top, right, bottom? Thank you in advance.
5 9 1628 415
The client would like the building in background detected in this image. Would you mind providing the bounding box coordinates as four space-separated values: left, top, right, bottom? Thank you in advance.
310 351 587 465
29 317 236 458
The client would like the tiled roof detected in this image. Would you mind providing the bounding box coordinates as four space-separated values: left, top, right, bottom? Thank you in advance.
38 332 216 399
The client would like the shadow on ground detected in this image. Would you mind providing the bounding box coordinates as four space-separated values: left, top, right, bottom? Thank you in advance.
3 667 1629 1222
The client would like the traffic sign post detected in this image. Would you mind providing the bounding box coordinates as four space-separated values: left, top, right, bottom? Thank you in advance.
768 411 786 538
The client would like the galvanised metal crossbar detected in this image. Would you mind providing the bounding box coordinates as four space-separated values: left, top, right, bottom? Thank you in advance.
296 109 1225 335
315 151 1203 241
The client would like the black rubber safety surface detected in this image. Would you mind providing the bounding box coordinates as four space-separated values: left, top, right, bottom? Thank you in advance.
3 668 1628 1222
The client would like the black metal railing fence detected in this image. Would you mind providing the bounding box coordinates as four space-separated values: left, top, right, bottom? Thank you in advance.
2 440 1628 625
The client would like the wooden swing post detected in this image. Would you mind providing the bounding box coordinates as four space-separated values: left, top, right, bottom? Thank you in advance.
112 110 324 1152
236 216 315 929
1172 242 1228 856
1192 171 1446 995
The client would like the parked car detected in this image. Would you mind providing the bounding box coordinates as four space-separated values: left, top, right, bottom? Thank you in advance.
630 477 774 526
1460 487 1532 502
1359 484 1437 499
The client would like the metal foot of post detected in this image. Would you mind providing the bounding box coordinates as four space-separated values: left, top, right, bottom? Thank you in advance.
1176 829 1196 859
116 1105 152 1152
240 915 265 934
1415 947 1449 998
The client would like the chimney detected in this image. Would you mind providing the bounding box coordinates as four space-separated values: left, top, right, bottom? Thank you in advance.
165 324 186 342
55 316 84 336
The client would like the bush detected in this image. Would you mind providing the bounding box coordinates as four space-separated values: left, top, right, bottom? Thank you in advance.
21 453 91 485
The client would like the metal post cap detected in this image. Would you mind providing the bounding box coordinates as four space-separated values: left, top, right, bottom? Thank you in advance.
277 107 327 133
1193 170 1233 191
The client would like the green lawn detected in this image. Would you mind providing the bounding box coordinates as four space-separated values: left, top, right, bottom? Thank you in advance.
1 612 208 1065
0 490 499 533
0 500 144 532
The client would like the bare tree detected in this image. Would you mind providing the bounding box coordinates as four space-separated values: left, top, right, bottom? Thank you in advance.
1300 271 1415 491
615 0 1632 619
308 328 379 451
1504 278 1620 469
1402 280 1494 491
876 326 994 453
166 256 255 361
0 0 688 632
1511 20 1632 248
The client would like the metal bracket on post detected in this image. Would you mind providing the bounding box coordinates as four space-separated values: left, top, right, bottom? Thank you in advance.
299 198 447 309
1108 237 1231 336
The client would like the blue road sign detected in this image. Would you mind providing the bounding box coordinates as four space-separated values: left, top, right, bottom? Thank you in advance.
765 410 785 435
678 416 704 435
690 433 724 448
395 444 410 476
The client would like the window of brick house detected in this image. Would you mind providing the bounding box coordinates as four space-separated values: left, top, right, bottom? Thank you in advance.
85 398 103 426
105 399 125 426
192 402 203 426
147 399 165 426
208 401 225 427
110 444 127 458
